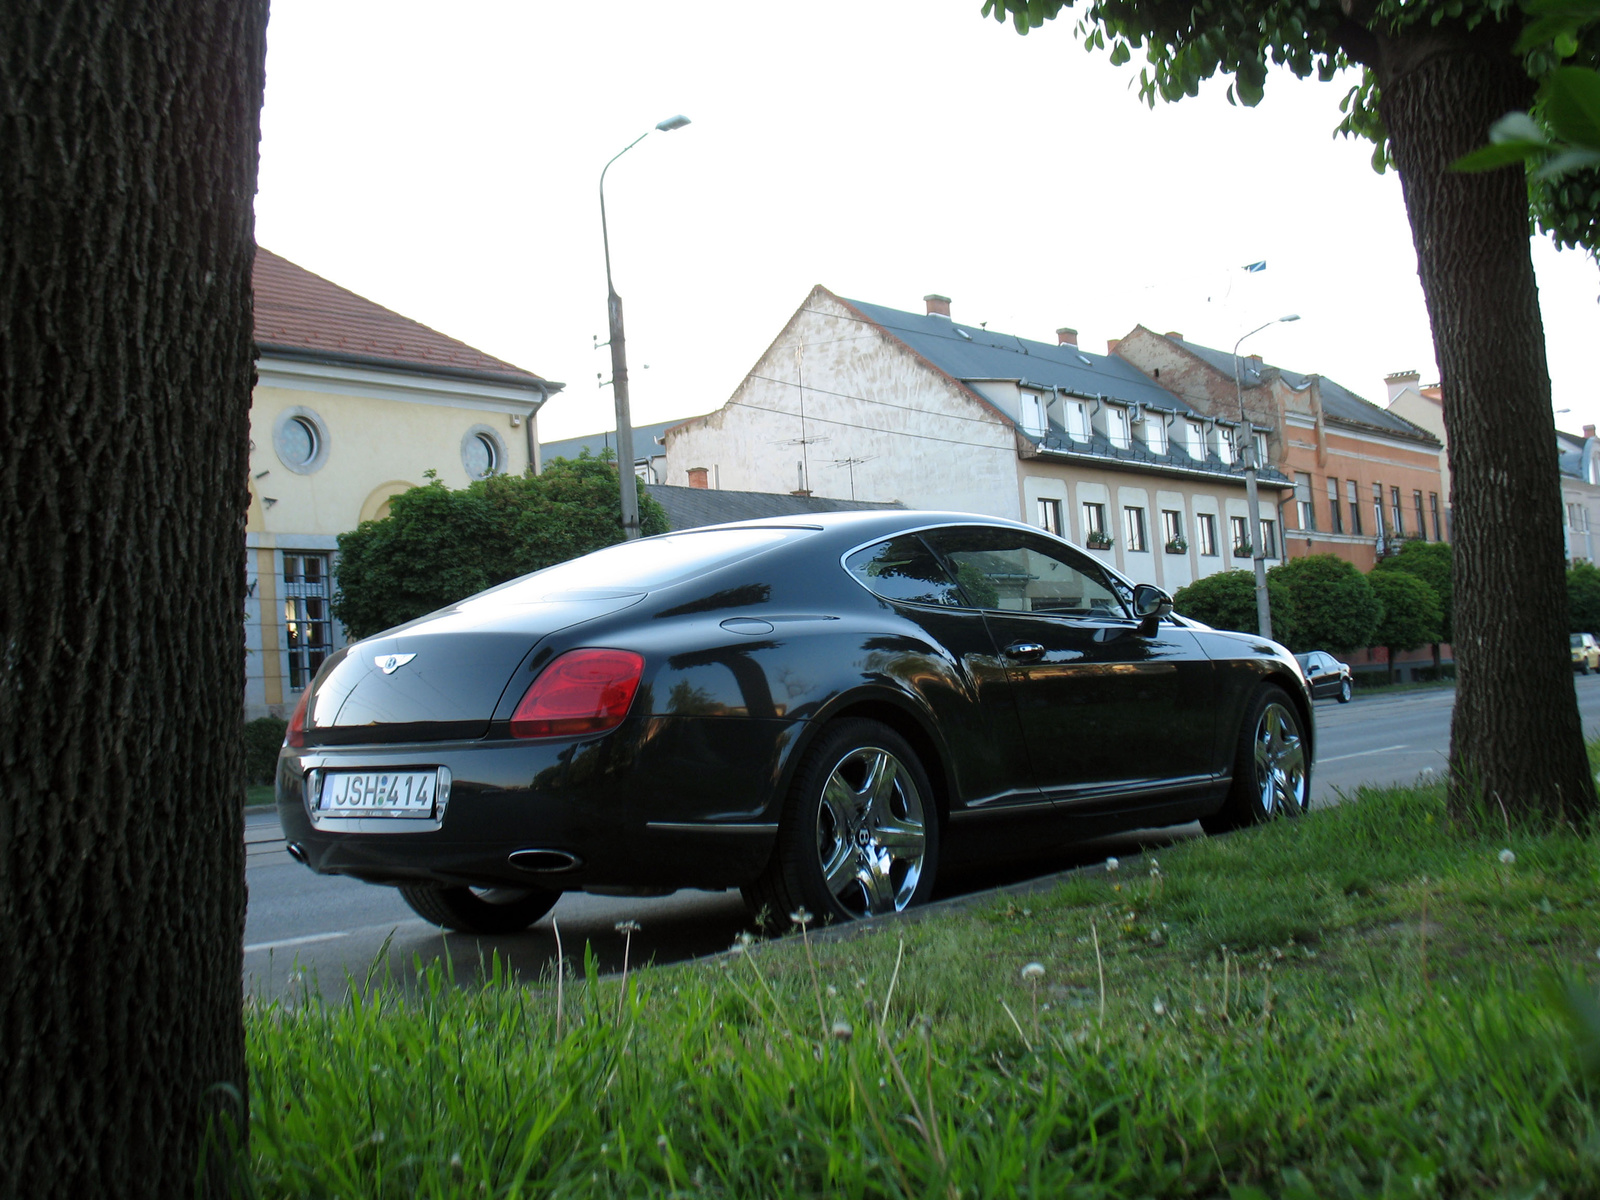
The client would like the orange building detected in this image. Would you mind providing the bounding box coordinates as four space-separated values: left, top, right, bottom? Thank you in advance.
1114 328 1447 570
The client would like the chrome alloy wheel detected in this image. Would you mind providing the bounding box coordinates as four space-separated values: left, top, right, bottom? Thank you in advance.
1253 702 1309 816
814 745 928 918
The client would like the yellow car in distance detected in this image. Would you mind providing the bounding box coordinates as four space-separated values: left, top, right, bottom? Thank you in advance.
1572 633 1599 674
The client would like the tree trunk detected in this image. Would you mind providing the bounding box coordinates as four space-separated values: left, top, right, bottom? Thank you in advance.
0 3 268 1195
1376 21 1597 824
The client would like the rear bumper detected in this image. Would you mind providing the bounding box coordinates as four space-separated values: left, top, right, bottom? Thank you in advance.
276 713 802 891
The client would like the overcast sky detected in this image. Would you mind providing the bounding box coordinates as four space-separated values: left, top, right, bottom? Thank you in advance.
255 0 1597 446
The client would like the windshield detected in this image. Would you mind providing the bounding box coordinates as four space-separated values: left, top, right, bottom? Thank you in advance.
459 527 814 607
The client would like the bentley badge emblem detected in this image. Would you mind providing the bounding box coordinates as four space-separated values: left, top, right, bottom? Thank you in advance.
376 653 416 675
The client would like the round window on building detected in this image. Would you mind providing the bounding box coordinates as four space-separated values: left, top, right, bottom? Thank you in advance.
272 407 330 474
462 425 508 480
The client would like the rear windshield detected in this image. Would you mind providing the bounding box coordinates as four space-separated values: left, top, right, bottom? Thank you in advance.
460 527 814 606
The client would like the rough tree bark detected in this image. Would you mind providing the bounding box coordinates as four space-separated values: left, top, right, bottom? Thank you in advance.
0 2 268 1195
1373 21 1598 823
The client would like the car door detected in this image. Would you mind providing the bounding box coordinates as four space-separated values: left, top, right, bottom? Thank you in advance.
924 526 1217 806
841 533 1043 815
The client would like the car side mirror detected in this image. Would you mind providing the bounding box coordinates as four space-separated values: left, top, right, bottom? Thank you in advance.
1132 583 1173 635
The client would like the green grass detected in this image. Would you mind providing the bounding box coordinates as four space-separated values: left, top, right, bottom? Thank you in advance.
245 784 274 809
245 782 1600 1198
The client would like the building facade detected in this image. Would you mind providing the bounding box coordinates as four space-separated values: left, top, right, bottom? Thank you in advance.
664 288 1289 593
246 248 559 718
1115 329 1447 571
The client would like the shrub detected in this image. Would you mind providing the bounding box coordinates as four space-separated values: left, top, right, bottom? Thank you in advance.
1268 554 1382 653
1172 568 1295 641
243 717 288 786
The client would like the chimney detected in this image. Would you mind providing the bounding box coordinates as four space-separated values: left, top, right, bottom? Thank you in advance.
687 467 709 490
1384 370 1421 403
1106 338 1121 355
1586 424 1596 440
924 294 951 318
1056 327 1078 347
1165 331 1184 342
1248 353 1263 365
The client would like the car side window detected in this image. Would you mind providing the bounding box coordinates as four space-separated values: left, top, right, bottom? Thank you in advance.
844 536 969 608
925 528 1129 618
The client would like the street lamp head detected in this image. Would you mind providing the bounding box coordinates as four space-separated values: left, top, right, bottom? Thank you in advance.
1278 314 1301 323
655 114 691 132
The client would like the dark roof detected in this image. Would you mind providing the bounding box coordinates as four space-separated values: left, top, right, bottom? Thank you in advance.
838 297 1287 487
253 246 555 392
542 418 696 466
646 485 905 532
1166 335 1437 443
842 298 1195 414
1558 429 1590 479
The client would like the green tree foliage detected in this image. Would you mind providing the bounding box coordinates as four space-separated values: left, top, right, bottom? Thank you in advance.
333 453 669 641
1568 559 1600 632
1369 570 1444 681
1374 539 1454 643
1172 569 1296 642
1268 555 1383 653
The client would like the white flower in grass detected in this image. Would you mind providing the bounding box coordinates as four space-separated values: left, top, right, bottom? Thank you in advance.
790 907 813 928
614 919 641 935
831 1019 854 1041
1105 857 1120 873
826 984 838 998
1498 848 1516 865
1021 962 1046 980
1152 998 1166 1016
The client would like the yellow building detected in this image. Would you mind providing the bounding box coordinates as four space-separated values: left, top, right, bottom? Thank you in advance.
246 248 559 719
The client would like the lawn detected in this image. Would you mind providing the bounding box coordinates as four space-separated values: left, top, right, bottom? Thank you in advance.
245 778 1600 1198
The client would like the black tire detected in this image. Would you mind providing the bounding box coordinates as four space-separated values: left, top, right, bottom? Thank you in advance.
1337 678 1353 703
1200 685 1311 834
397 884 559 934
743 718 939 928
1582 661 1591 676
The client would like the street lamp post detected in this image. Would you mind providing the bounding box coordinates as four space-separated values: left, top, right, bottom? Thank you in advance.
599 114 691 539
1233 313 1300 641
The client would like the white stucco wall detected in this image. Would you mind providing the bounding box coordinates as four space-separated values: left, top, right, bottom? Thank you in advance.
664 289 1023 519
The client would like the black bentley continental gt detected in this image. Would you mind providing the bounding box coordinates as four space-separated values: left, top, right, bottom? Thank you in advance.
277 511 1313 933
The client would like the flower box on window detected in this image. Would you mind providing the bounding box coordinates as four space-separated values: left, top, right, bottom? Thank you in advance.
1232 541 1253 558
1086 531 1113 550
1164 537 1188 554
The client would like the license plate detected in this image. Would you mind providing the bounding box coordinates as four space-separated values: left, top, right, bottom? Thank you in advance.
318 769 440 817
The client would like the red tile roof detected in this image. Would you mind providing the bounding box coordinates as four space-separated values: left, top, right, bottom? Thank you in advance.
253 246 551 389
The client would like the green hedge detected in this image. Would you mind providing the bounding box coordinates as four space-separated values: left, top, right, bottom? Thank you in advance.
243 716 288 786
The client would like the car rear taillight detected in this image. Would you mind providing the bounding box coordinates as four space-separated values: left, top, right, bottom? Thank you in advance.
285 688 310 749
510 649 645 740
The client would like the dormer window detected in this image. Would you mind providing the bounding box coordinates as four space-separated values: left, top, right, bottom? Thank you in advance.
1253 432 1269 467
1062 399 1089 440
1106 405 1131 449
1144 416 1168 455
1185 420 1205 458
1020 390 1048 438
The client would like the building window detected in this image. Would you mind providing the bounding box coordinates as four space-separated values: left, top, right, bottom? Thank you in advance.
1295 473 1316 531
1185 421 1205 458
1081 501 1108 543
272 406 330 475
1326 478 1342 534
1145 417 1168 455
1037 497 1063 535
1196 513 1219 556
1107 406 1131 449
1391 486 1405 537
1253 432 1269 467
1430 493 1442 541
1065 401 1090 440
1230 515 1251 555
283 553 333 692
1259 518 1277 559
1372 482 1386 540
1414 490 1426 540
462 425 509 480
1347 480 1363 536
1162 509 1185 550
1020 391 1048 437
1123 506 1148 553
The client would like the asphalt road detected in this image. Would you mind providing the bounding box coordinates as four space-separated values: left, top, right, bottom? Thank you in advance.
244 676 1600 999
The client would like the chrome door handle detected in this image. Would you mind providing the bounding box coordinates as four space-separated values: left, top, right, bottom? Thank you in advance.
1004 642 1045 661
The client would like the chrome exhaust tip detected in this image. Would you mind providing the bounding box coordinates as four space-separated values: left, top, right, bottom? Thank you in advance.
508 848 583 873
285 841 309 865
